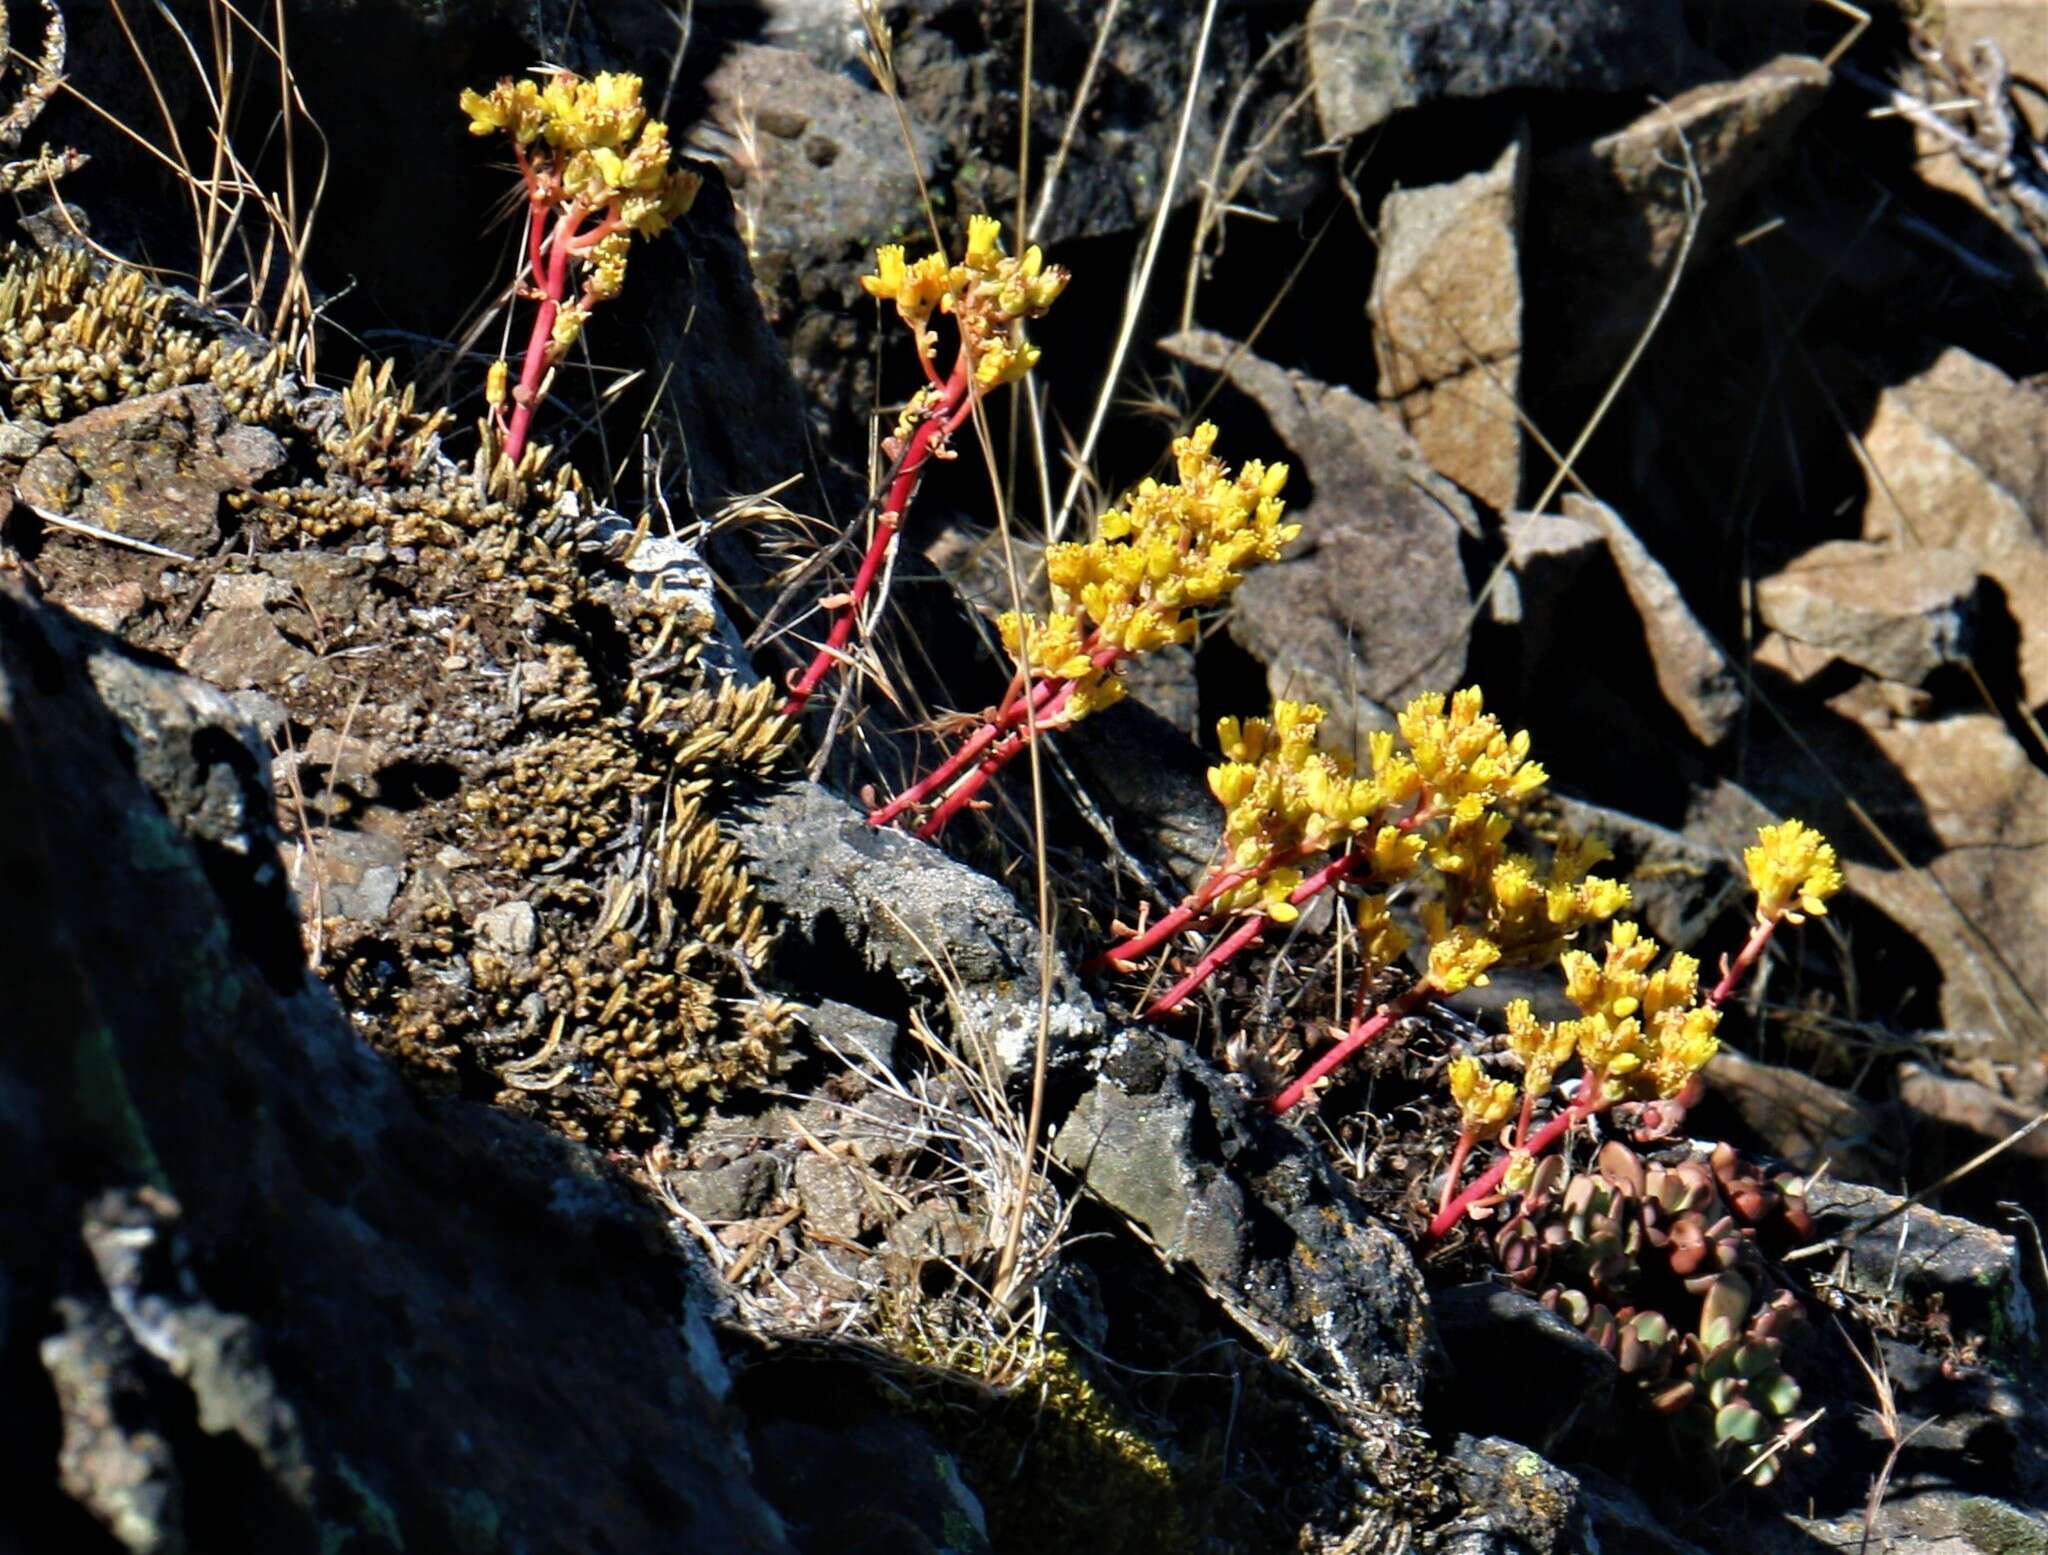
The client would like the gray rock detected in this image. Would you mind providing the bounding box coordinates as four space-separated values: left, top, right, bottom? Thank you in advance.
1493 509 1604 628
1563 493 1741 746
1162 328 1478 760
473 899 538 957
1372 133 1528 512
734 781 1101 1083
663 1154 782 1225
1440 1434 1591 1555
1307 0 1690 141
1 578 795 1553
1528 55 1830 390
299 828 407 925
1756 540 1980 686
1432 1284 1617 1456
29 384 284 555
1802 1177 2036 1358
1050 1029 1434 1410
810 997 900 1073
178 606 314 691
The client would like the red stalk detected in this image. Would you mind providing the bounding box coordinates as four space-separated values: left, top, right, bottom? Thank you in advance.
1268 979 1435 1115
1426 1089 1603 1240
914 675 1085 839
783 359 974 716
870 669 1072 828
1142 850 1362 1015
1425 913 1786 1240
503 200 584 464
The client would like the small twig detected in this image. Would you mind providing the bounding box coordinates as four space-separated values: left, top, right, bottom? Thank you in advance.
20 500 198 563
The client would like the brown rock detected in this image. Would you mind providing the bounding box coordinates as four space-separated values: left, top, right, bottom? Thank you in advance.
179 606 314 691
1529 55 1829 389
1858 349 2048 707
1755 540 1981 686
1705 1048 1890 1182
1161 328 1477 759
1371 135 1526 511
1849 714 2048 1098
26 385 284 556
1562 494 1741 746
1896 1060 2048 1160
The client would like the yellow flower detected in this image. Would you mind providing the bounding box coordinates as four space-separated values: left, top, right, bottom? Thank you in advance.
1354 895 1412 975
1745 819 1843 924
1505 999 1577 1098
1449 1057 1518 1138
1423 912 1500 995
856 214 1067 382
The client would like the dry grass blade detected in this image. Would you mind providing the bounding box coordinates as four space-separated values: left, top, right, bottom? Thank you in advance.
59 0 328 369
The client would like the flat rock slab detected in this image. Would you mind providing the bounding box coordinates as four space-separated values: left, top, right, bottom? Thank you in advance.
1372 134 1527 513
1528 55 1829 390
1051 1029 1435 1412
1307 0 1689 142
1756 539 1981 686
1163 328 1477 759
735 781 1101 1083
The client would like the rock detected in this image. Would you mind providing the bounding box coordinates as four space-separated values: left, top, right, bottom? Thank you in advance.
1802 1177 2035 1354
1162 328 1478 758
1705 1048 1890 1182
1757 540 1982 686
1441 1435 1590 1555
178 605 315 691
664 1153 782 1225
1050 1029 1434 1411
1 578 795 1553
1857 348 2048 708
1563 494 1742 746
688 42 936 303
1897 1060 2048 1162
1432 1284 1617 1456
793 1149 871 1241
1528 55 1830 390
1843 713 2048 1093
300 828 407 925
734 781 1101 1083
1305 0 1690 142
473 899 538 958
810 997 900 1073
22 384 284 555
1371 134 1527 512
1492 508 1604 629
749 1412 991 1555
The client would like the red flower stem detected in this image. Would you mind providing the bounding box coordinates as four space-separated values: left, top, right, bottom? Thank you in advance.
1085 850 1298 975
1425 912 1787 1241
1269 979 1436 1115
1426 1088 1606 1240
504 199 586 464
1436 1130 1479 1220
783 359 974 716
872 642 1124 828
1143 850 1363 1015
1708 916 1779 1008
914 675 1085 839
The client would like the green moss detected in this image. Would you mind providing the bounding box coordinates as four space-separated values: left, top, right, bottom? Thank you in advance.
1958 1496 2048 1555
902 1336 1186 1555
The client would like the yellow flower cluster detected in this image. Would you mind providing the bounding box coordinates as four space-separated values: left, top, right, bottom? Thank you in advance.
1203 701 1424 918
860 214 1069 386
1481 836 1633 964
1555 921 1721 1103
1000 423 1297 725
460 72 700 239
1449 1056 1518 1139
1744 819 1844 924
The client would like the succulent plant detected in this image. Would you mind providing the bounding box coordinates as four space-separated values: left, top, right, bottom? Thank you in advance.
1492 1139 1812 1485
